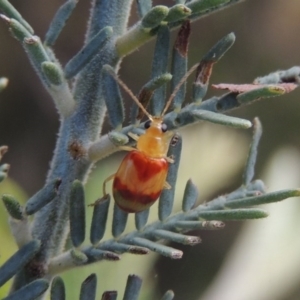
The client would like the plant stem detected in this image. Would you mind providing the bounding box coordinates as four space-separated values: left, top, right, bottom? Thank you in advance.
10 0 133 293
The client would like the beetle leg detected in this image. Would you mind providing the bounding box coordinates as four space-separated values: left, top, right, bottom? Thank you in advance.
166 156 174 163
119 145 136 152
127 132 139 141
164 181 171 189
89 174 115 206
103 173 115 195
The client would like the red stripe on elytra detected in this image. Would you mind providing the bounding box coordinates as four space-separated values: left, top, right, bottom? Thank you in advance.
113 177 161 205
129 151 168 182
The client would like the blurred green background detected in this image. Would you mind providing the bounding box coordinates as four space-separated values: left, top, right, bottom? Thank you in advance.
1 0 300 299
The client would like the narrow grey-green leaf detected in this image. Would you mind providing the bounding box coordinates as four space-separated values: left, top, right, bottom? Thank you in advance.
70 248 88 265
203 32 235 62
70 180 86 247
192 110 252 129
198 208 268 220
152 229 201 245
0 0 33 33
149 25 170 117
187 0 230 15
135 209 150 230
143 73 173 92
2 194 23 220
254 66 300 85
3 279 49 300
176 220 225 231
123 275 142 300
132 237 182 258
141 6 169 29
1 16 53 88
136 0 152 18
237 85 286 104
25 178 61 215
192 32 235 103
165 4 191 23
80 274 97 300
45 0 78 46
64 26 113 79
171 20 190 110
226 189 300 208
243 117 262 185
0 240 41 287
109 131 129 146
1 15 30 41
102 65 124 129
182 179 198 212
112 203 128 238
3 18 52 84
42 62 64 86
50 276 65 300
133 72 172 121
84 248 120 263
99 242 149 255
90 196 110 245
159 133 182 221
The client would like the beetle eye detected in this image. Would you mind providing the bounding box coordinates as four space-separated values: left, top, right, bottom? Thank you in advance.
144 120 151 129
161 123 168 133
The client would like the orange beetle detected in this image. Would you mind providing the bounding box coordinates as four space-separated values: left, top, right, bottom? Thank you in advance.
102 65 198 213
110 118 172 213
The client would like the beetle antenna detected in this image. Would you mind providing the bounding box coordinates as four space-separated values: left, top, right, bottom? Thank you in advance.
104 65 153 120
161 63 199 116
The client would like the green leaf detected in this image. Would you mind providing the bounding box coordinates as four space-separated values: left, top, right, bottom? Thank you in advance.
165 4 191 23
148 25 170 117
237 85 287 103
182 179 198 212
3 279 49 300
90 196 110 245
226 189 300 208
102 65 125 130
135 209 150 230
45 0 78 46
187 0 230 15
79 274 97 300
243 117 262 184
171 20 190 110
64 26 113 79
25 178 61 215
0 240 41 287
123 275 142 300
192 110 252 129
159 133 182 221
42 62 64 86
152 229 201 245
132 237 183 258
2 194 23 220
50 276 66 300
70 180 86 247
141 6 169 29
198 208 268 220
112 203 128 238
0 0 33 33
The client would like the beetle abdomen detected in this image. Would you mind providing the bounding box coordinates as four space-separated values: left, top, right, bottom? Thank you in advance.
113 151 168 213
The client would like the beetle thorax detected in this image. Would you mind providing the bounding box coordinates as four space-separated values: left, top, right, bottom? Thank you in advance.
136 119 169 158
